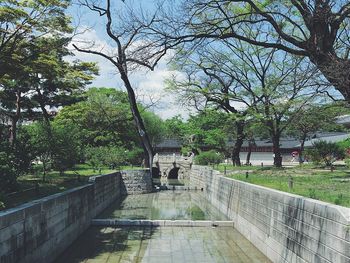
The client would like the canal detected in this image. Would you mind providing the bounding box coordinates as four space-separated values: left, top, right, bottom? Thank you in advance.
54 190 272 263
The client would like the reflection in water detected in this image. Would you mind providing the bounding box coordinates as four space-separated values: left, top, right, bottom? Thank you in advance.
97 191 229 220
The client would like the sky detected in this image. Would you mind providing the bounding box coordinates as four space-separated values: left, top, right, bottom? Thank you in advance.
68 0 193 120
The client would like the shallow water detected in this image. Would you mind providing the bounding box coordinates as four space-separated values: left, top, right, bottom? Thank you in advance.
55 189 272 263
54 226 272 263
97 191 229 221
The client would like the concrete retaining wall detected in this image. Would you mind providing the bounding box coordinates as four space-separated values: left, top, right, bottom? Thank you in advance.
120 169 153 195
0 169 152 263
190 165 350 263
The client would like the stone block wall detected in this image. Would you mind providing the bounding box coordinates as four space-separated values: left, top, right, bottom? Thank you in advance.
120 169 153 195
0 172 121 263
190 165 350 263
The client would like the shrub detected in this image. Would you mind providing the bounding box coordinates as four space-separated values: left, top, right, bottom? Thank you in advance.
0 145 17 193
338 138 350 168
125 147 144 165
85 146 128 171
194 150 224 165
305 140 345 166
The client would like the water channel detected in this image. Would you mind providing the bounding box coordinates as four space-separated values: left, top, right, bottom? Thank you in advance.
54 184 272 263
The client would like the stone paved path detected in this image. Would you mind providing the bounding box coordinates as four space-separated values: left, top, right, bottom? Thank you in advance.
55 226 271 263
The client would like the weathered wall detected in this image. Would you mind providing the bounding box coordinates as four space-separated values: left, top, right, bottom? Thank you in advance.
0 169 153 263
120 169 153 195
190 165 350 263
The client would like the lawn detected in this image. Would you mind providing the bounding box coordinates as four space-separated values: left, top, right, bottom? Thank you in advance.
0 164 116 211
226 165 350 207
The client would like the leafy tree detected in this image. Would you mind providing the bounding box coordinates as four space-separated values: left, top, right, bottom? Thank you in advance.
55 88 164 165
26 122 52 181
287 103 348 163
169 38 318 167
55 88 137 148
0 36 98 145
74 0 170 170
51 124 81 176
27 121 81 180
305 141 345 167
0 142 17 193
194 150 224 165
85 146 127 172
141 110 165 147
0 0 72 72
163 116 187 140
184 110 230 155
165 0 350 102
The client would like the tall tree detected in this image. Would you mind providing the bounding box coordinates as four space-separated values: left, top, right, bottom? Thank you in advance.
169 39 320 167
167 43 252 165
74 0 169 169
161 0 350 101
0 0 72 76
0 37 97 145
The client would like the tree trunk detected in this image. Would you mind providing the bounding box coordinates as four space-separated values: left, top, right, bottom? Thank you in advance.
231 121 245 166
310 54 350 102
120 71 154 171
9 91 21 146
272 134 282 167
299 133 307 164
245 139 254 165
36 88 51 126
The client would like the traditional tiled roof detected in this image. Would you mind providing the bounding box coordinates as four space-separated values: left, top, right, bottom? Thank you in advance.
302 133 350 147
336 115 350 125
155 132 350 150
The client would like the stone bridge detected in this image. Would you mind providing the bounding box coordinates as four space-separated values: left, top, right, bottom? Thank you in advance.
152 154 193 179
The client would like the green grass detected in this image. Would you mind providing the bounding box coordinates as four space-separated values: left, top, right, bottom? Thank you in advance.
216 164 263 172
0 164 146 211
0 164 117 211
226 165 350 207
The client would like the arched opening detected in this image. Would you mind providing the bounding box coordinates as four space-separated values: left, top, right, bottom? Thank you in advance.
168 167 180 179
152 167 160 178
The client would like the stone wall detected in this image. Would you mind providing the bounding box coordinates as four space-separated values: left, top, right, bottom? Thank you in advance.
190 165 350 263
0 172 124 263
120 169 153 195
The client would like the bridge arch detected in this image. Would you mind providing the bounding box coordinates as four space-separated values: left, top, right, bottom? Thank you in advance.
153 153 193 179
168 167 180 179
152 167 161 178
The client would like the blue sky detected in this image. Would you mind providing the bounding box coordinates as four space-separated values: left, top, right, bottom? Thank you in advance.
68 0 192 120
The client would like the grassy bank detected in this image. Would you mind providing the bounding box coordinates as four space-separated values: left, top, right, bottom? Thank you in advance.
0 164 116 211
226 165 350 207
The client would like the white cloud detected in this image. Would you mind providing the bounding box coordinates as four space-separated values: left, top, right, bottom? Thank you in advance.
68 27 192 119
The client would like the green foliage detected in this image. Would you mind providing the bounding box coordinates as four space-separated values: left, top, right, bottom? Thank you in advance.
85 146 127 171
305 141 345 166
182 110 230 154
125 148 144 165
163 115 187 139
194 150 224 165
287 104 349 139
0 142 17 193
51 124 81 174
338 138 350 168
55 88 137 148
141 110 165 145
26 121 81 176
12 128 35 176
